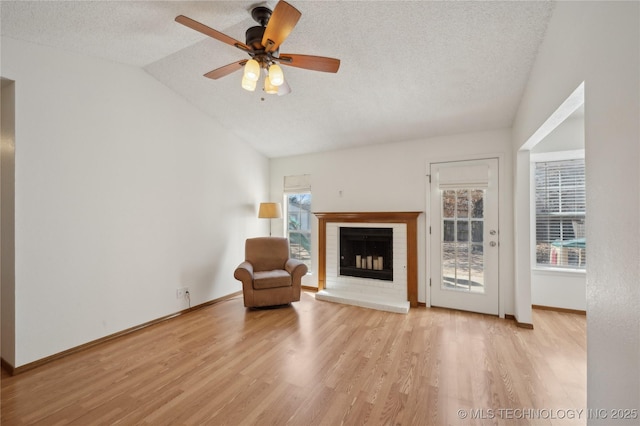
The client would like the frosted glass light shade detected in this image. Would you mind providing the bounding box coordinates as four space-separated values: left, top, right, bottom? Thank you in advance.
241 76 257 92
268 64 284 86
264 76 278 94
258 202 282 219
244 59 260 82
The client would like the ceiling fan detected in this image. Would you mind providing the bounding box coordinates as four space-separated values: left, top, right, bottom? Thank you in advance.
175 1 341 96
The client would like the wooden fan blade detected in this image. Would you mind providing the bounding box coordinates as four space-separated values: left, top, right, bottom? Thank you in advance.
261 1 301 53
204 60 247 80
278 54 340 73
176 15 250 52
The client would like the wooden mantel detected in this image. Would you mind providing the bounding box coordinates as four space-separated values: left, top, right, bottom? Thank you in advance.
314 211 422 308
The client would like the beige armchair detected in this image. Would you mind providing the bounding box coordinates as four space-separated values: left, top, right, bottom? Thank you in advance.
234 237 308 308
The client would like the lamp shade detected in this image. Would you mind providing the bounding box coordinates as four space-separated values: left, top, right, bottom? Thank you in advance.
264 75 278 94
268 64 284 86
258 202 282 219
241 75 257 92
243 59 260 82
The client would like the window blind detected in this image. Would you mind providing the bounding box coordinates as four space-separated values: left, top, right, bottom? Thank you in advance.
437 164 490 189
284 174 311 193
535 158 586 268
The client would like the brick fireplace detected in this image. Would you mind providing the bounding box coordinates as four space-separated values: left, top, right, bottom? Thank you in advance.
314 212 421 313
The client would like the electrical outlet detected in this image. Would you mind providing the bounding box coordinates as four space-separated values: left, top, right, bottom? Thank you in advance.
176 287 190 299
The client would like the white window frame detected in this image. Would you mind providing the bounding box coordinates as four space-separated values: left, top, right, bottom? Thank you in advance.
531 150 586 272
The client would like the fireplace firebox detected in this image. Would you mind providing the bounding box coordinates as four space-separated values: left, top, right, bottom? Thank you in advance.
339 227 393 281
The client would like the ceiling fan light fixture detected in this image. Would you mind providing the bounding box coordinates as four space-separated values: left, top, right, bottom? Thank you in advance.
176 1 340 96
242 75 257 91
264 75 278 94
244 59 261 82
268 64 284 86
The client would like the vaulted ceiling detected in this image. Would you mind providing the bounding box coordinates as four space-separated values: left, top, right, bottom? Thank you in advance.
1 1 554 158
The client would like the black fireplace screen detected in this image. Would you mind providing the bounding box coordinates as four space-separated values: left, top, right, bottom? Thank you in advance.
339 227 393 281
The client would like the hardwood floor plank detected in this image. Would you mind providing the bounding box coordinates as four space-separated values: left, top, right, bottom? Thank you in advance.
339 391 375 425
1 292 586 425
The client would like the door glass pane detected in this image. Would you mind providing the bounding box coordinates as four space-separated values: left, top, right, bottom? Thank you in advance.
456 190 469 218
443 220 455 242
471 190 484 218
457 221 469 242
443 191 455 218
441 188 486 293
470 243 484 293
456 242 470 291
471 221 483 243
442 242 457 290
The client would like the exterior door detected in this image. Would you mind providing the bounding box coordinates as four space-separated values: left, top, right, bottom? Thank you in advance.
430 158 499 315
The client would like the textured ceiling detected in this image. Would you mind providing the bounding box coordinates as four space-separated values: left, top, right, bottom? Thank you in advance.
1 1 554 158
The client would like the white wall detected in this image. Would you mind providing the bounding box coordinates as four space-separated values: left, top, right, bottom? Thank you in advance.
512 2 640 420
270 129 514 314
531 114 584 154
532 269 585 311
513 149 532 324
1 37 269 367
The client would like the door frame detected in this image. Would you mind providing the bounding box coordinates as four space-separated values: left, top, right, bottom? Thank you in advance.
426 153 506 318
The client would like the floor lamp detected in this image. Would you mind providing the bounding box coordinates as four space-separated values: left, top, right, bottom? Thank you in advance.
258 202 282 236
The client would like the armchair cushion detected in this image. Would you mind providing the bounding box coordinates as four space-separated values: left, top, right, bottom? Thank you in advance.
253 270 292 290
245 237 289 272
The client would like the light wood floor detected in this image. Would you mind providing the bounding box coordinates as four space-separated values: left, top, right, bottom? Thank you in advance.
1 292 586 425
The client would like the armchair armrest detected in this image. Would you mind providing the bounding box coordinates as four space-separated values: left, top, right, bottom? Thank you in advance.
234 261 256 307
285 258 308 280
234 261 254 283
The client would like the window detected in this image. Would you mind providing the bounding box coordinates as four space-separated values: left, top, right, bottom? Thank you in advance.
284 174 312 271
286 193 311 270
535 158 586 269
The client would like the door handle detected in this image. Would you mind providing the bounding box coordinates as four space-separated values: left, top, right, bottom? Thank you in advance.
490 241 497 247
